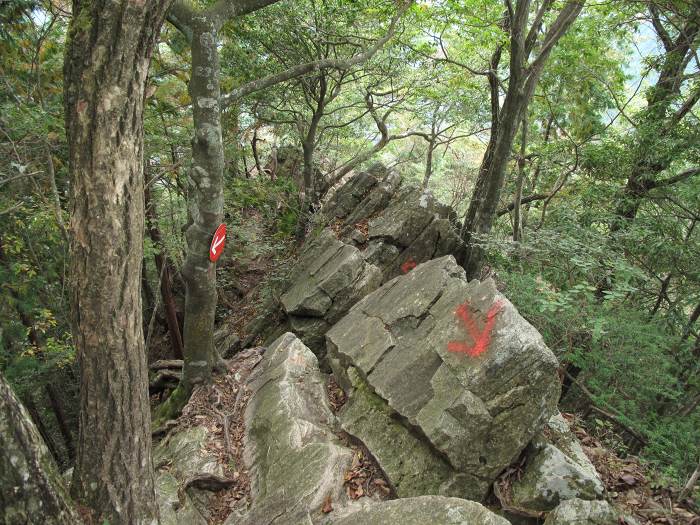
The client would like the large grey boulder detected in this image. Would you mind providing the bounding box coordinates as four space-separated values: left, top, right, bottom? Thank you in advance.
507 413 604 513
332 496 511 525
240 333 354 525
543 498 618 525
327 256 560 500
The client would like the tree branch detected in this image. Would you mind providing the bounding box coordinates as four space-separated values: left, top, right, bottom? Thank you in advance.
648 167 700 190
166 0 196 42
221 2 410 108
207 0 282 27
524 0 554 55
528 1 584 77
497 192 549 216
650 4 673 52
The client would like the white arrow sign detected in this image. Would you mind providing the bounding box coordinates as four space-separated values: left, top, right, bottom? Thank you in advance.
211 235 224 255
209 223 227 262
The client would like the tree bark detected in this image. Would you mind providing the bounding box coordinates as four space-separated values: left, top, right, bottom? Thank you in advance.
63 0 170 521
181 15 226 386
422 139 436 190
1 373 80 525
252 126 263 176
155 7 227 424
512 116 528 242
295 74 328 243
23 394 62 465
44 384 75 463
153 0 285 424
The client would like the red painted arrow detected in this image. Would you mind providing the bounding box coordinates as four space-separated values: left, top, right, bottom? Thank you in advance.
401 257 417 274
447 299 504 357
209 223 226 263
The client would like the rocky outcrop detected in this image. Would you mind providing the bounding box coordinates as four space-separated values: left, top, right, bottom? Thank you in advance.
240 333 354 525
326 169 461 282
330 496 511 525
247 168 464 356
327 255 561 500
543 498 619 525
504 413 605 514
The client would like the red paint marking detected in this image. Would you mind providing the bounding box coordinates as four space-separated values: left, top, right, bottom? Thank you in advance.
447 300 504 357
401 257 417 274
209 223 226 263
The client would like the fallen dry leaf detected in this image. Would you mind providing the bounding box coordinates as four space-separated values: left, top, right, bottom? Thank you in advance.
321 495 333 514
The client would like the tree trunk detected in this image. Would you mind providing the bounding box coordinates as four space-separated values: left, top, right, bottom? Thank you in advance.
295 77 327 243
63 0 170 521
44 384 75 463
612 13 699 228
512 116 528 242
1 373 80 525
252 126 263 176
141 259 156 331
422 140 435 190
145 184 184 359
461 91 526 278
156 16 226 423
295 139 317 243
23 394 62 465
459 1 583 278
679 457 700 502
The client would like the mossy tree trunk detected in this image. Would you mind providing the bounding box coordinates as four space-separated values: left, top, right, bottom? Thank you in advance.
1 372 80 525
63 0 171 521
155 0 282 424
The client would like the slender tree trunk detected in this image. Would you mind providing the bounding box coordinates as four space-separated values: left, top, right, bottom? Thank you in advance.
512 116 528 242
459 1 582 278
422 139 436 190
44 384 75 463
295 140 317 243
461 91 527 278
145 184 184 359
1 372 80 524
155 16 226 423
63 0 170 521
24 394 62 465
679 457 700 502
650 274 672 317
295 79 327 243
252 126 263 176
141 260 156 329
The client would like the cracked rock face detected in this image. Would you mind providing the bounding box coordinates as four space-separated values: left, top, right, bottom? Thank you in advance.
240 333 354 525
331 496 511 525
508 413 605 513
543 498 619 525
329 171 462 283
327 255 561 500
279 229 382 355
